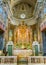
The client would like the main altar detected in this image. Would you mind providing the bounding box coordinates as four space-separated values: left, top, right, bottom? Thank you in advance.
7 21 38 57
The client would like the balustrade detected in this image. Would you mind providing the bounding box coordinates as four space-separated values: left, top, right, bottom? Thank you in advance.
0 56 46 65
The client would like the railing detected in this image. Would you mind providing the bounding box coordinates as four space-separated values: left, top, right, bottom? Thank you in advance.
28 56 46 65
0 56 46 65
0 56 17 65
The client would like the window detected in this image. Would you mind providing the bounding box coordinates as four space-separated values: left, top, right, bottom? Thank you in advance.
0 7 3 14
0 5 7 24
44 8 46 14
37 0 43 2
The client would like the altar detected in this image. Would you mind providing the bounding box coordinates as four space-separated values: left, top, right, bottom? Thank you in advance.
13 50 32 57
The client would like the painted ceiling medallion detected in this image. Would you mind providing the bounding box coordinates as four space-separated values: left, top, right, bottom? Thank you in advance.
20 13 26 19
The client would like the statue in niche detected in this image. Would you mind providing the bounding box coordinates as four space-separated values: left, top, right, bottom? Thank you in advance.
6 37 14 56
32 38 40 56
